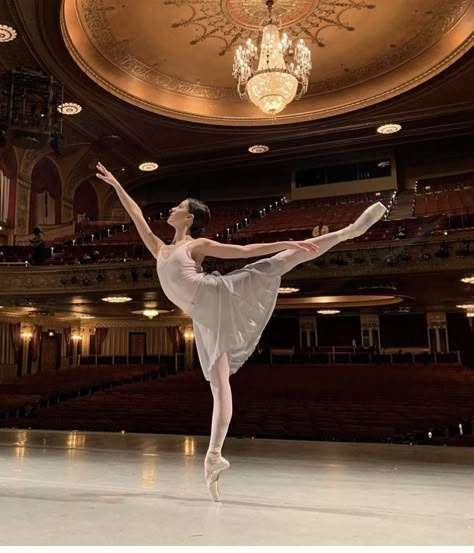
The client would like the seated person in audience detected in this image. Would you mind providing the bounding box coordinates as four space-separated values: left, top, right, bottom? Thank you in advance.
30 227 45 265
312 225 329 237
394 225 407 240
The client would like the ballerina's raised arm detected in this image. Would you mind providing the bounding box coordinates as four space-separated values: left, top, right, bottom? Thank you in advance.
95 162 164 260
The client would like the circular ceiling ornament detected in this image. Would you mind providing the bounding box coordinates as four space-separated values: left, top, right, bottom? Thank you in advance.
138 162 159 172
248 144 270 154
377 123 402 134
223 0 319 30
57 102 82 115
61 0 474 126
0 24 17 42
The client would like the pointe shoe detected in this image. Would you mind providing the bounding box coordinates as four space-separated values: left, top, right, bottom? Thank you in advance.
343 202 387 240
205 455 230 502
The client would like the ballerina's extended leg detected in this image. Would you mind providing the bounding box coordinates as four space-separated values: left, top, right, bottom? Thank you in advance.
273 202 387 274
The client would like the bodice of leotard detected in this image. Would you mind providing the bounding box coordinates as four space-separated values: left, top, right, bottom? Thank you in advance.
156 243 204 315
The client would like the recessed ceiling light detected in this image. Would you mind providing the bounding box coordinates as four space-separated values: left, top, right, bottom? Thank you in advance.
0 25 17 42
377 123 402 135
317 309 341 315
101 296 132 303
248 145 270 154
139 162 159 171
278 287 300 294
58 102 82 115
461 276 474 284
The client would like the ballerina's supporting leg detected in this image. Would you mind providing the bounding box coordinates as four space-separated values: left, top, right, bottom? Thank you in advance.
205 352 232 501
273 202 387 275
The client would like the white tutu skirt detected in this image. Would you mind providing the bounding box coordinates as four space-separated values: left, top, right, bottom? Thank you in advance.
190 255 287 380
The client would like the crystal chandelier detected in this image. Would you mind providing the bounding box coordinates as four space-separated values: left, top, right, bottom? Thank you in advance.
232 0 311 116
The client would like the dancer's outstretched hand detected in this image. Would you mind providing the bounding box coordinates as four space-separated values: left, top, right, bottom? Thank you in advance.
283 241 319 252
96 162 119 187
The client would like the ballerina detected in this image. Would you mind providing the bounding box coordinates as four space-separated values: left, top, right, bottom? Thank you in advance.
96 162 386 501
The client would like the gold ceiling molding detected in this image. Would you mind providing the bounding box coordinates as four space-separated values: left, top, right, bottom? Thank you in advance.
168 0 376 55
61 0 474 125
276 294 403 309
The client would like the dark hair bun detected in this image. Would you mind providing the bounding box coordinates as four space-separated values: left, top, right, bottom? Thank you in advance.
187 198 210 238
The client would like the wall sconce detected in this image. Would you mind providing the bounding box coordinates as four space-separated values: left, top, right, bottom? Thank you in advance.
183 329 194 340
20 332 33 340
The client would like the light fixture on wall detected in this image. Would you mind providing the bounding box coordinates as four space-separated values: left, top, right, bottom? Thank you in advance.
461 276 474 284
233 0 311 116
183 329 194 340
317 309 341 315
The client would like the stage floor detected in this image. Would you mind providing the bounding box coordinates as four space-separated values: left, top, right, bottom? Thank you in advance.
0 428 473 545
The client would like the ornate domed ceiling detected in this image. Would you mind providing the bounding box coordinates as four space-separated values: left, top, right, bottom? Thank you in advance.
61 0 472 126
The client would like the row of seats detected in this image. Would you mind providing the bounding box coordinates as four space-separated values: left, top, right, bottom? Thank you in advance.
0 364 164 417
418 171 474 193
237 192 394 239
9 363 474 443
414 187 474 216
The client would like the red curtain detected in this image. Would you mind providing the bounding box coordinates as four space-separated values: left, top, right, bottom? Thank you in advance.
95 327 109 355
63 327 71 357
73 180 98 221
29 157 62 232
0 144 17 226
31 325 42 362
167 326 181 354
9 323 20 363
